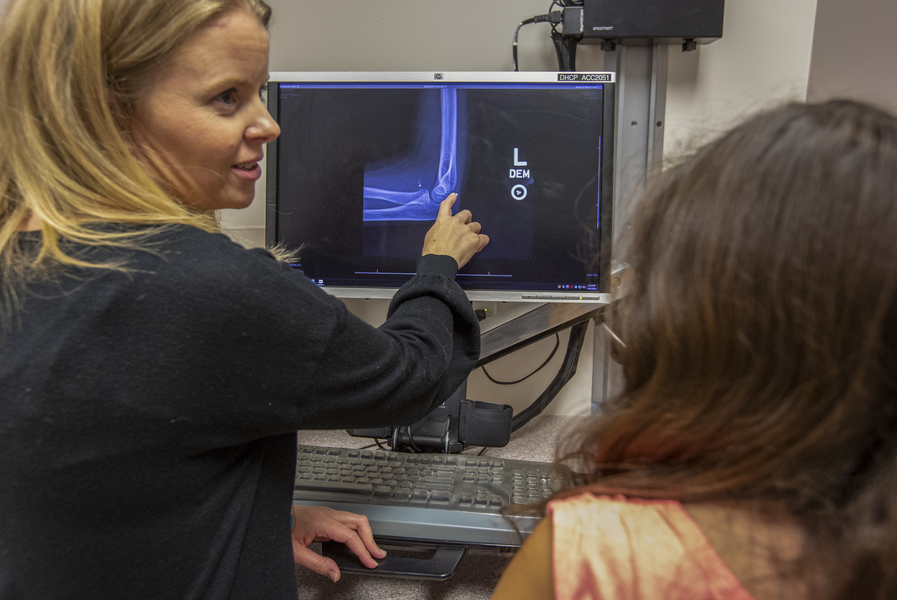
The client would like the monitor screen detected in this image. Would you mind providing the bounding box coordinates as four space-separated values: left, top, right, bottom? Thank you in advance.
265 71 615 303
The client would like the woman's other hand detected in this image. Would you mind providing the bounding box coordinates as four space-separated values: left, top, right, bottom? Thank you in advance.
290 505 387 582
422 194 489 269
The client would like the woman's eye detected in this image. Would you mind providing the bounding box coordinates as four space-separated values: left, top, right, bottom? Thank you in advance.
217 89 238 105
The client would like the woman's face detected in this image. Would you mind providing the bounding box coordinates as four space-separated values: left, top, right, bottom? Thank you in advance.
129 5 280 211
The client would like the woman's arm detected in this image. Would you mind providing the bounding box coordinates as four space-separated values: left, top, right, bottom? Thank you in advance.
491 518 556 600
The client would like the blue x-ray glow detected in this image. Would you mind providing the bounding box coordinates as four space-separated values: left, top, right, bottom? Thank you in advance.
363 88 460 222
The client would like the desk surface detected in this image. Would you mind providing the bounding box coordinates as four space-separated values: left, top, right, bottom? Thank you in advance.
293 415 578 600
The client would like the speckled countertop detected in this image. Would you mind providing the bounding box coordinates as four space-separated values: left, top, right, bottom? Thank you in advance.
293 415 579 600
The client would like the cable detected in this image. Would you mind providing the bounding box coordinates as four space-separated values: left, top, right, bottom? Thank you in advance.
602 321 626 348
551 29 579 71
481 333 561 385
512 11 563 71
512 19 534 72
511 321 589 432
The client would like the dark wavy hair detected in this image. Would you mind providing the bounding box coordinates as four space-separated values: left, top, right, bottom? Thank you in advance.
553 99 897 598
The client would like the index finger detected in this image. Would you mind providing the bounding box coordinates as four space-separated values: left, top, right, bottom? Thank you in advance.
438 193 458 219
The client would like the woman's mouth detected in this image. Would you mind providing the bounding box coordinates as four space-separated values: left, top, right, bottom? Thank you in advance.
232 162 262 180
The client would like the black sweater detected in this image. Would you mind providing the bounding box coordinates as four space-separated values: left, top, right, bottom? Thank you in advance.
0 225 480 599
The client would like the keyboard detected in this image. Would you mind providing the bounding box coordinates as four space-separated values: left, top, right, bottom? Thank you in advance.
293 444 563 549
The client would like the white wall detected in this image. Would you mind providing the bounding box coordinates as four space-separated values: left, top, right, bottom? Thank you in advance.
221 0 820 416
806 0 897 115
664 0 818 157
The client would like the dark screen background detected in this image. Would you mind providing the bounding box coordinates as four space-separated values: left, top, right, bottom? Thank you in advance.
272 82 609 293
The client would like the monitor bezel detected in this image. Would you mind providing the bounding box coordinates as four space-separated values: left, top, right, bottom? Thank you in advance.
265 71 616 304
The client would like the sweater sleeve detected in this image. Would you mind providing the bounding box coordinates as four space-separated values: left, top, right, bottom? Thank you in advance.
385 254 481 411
38 229 481 444
292 253 481 430
130 231 482 438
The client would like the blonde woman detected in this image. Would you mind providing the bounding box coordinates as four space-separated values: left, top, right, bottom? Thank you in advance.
0 0 488 597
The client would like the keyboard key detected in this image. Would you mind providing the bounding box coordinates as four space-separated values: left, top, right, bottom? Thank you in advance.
374 485 393 497
422 476 452 485
415 481 450 491
431 491 451 503
295 480 372 495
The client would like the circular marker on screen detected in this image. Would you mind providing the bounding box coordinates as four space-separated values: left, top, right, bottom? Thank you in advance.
511 185 528 201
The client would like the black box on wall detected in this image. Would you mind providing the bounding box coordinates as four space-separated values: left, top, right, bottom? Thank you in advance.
580 0 725 46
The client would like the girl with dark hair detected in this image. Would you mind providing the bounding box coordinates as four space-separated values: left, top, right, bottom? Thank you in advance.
493 99 897 600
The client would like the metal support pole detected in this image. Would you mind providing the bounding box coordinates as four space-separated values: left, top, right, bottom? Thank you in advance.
592 44 668 412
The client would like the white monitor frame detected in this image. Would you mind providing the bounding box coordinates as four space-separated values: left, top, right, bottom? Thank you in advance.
265 71 616 304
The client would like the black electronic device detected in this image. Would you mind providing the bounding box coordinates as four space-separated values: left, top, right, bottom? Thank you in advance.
578 0 725 47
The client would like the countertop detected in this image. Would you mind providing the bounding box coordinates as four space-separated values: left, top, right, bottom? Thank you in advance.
293 415 579 599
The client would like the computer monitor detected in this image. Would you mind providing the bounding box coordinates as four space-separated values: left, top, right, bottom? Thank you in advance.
265 71 616 304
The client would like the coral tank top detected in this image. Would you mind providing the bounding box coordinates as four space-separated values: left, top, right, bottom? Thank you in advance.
549 494 756 600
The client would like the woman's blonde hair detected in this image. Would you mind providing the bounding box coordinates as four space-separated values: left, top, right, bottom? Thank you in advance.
0 0 271 310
